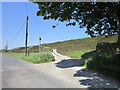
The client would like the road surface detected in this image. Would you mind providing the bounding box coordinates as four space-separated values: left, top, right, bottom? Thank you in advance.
1 50 120 88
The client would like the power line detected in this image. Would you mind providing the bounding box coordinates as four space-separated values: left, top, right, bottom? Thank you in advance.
10 3 29 42
7 3 29 49
9 20 26 42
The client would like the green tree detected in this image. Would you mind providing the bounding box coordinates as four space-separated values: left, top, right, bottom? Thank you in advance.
33 2 120 45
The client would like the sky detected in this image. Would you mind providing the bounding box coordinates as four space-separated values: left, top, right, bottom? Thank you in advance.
1 2 89 50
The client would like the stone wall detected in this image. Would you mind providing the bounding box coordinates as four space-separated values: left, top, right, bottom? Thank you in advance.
96 42 119 55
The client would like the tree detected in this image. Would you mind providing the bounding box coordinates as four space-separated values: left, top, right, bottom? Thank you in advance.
33 2 120 45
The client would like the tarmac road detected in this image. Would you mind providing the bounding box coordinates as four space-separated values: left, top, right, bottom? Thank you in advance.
1 50 120 88
2 54 80 88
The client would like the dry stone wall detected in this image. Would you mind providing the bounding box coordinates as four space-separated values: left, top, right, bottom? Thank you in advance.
96 42 119 55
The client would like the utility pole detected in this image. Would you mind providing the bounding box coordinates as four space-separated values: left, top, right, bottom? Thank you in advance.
5 41 8 52
39 37 42 53
25 16 28 56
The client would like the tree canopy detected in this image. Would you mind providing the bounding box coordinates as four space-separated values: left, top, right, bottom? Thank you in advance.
33 2 120 43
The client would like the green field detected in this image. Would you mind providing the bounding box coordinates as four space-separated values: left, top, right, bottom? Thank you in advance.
4 52 54 64
64 49 94 58
47 35 117 57
9 35 117 58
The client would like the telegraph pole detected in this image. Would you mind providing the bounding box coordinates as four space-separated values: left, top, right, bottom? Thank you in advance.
5 41 8 52
25 16 28 56
39 37 42 53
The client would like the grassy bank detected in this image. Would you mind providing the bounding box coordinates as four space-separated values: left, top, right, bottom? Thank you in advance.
4 52 54 64
64 49 94 58
9 35 117 57
47 35 117 57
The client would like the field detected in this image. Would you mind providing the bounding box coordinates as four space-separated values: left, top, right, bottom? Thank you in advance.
47 35 117 57
9 35 117 58
9 45 52 53
4 52 54 64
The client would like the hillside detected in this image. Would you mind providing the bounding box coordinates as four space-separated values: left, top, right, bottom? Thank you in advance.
10 35 117 57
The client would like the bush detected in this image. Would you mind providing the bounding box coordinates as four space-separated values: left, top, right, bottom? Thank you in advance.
34 52 54 64
82 51 120 80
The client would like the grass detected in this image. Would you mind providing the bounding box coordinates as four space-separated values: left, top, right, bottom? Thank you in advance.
4 52 54 64
46 35 117 57
9 35 117 57
64 49 94 58
10 45 52 53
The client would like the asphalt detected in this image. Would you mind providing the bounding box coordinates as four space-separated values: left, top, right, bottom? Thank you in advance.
1 50 120 88
2 54 79 88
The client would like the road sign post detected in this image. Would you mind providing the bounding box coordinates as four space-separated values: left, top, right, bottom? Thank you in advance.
39 37 42 53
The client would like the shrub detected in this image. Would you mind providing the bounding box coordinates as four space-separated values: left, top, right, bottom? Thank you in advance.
82 51 120 80
34 52 54 63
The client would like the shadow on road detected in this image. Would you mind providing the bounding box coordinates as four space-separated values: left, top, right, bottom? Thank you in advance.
54 49 120 88
74 68 98 77
74 68 120 88
55 58 120 88
55 59 84 68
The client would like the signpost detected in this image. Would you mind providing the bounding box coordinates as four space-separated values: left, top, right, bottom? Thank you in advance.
39 37 42 53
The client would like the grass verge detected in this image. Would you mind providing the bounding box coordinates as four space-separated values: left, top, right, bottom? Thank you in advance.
4 52 54 64
64 50 94 58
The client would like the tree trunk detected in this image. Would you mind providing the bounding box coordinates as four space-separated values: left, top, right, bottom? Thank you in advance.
117 18 120 46
116 2 120 47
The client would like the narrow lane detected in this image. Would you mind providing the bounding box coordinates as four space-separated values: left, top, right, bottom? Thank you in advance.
2 55 79 88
